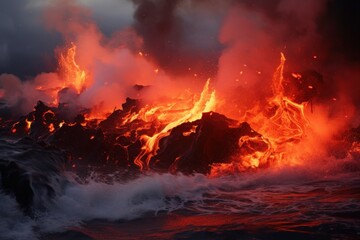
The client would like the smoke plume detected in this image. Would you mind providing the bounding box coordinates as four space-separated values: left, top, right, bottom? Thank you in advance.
0 0 359 127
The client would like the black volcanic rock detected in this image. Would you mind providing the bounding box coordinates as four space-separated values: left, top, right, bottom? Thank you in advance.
99 98 142 130
151 112 263 174
49 123 107 164
29 101 56 139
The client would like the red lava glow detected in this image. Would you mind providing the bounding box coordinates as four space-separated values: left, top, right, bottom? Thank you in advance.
0 0 359 175
2 41 359 174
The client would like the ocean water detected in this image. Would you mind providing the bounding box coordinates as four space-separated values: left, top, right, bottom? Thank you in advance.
1 154 359 240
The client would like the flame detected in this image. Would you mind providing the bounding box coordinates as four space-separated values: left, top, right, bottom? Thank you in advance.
211 53 312 176
58 42 87 94
134 79 216 170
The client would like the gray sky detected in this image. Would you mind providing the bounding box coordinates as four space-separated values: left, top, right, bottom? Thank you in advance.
0 0 135 78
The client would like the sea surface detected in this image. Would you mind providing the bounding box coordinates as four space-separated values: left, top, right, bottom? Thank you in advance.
1 139 360 240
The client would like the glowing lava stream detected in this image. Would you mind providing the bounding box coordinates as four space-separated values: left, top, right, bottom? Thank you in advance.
210 53 312 176
251 53 311 167
29 45 313 173
134 79 216 171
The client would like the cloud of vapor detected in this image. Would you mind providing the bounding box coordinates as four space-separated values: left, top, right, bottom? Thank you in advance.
215 0 325 107
210 0 360 127
131 0 226 78
0 0 359 127
0 0 206 118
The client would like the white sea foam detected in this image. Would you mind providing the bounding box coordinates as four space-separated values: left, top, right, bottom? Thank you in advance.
35 167 318 233
0 162 358 240
0 193 36 240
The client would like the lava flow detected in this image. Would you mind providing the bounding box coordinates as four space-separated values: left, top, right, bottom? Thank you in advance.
1 42 358 176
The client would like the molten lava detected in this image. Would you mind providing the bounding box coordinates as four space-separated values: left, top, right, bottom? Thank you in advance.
210 53 313 176
258 53 310 166
1 48 358 176
134 79 216 170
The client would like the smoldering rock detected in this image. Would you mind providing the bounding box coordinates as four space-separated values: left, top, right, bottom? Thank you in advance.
98 97 156 169
49 123 107 165
151 111 265 174
29 101 58 139
0 101 64 140
99 97 143 130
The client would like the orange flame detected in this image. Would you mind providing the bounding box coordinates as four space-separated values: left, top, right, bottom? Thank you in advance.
58 42 87 94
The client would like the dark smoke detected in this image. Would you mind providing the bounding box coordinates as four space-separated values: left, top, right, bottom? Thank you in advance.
131 0 224 77
131 0 360 73
0 0 359 79
319 0 360 63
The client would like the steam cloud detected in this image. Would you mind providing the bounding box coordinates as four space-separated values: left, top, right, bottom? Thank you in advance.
0 0 359 126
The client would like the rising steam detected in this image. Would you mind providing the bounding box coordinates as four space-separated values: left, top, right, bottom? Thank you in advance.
0 0 359 127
